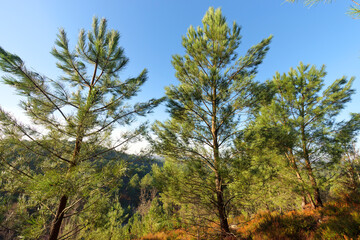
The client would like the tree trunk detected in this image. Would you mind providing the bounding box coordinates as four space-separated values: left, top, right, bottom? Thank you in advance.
345 153 359 191
307 166 323 208
211 84 230 239
215 176 230 239
301 195 307 208
49 195 68 240
301 126 323 208
302 147 322 208
287 150 316 209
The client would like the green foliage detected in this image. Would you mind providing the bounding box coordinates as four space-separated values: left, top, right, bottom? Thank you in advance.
79 201 130 240
232 122 302 214
248 62 355 208
327 113 360 195
152 7 272 235
0 17 162 238
120 197 176 239
0 5 358 240
0 140 163 239
286 0 360 18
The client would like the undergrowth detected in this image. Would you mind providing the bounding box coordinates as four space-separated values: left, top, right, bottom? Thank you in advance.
140 192 360 240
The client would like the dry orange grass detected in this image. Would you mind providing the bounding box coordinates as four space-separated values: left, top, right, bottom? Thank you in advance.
141 193 360 239
235 194 360 240
141 229 193 240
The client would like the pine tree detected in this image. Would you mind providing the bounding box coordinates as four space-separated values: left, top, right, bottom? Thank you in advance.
286 0 360 18
255 62 354 208
328 113 360 193
0 17 162 239
152 7 272 238
233 118 303 213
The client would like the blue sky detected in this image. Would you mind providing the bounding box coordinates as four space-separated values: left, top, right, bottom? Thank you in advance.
0 0 359 124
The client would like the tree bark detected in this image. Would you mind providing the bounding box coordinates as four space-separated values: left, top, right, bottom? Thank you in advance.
211 86 230 239
49 88 92 238
215 176 230 239
304 158 323 208
301 125 323 208
345 153 360 191
49 195 68 240
286 150 316 208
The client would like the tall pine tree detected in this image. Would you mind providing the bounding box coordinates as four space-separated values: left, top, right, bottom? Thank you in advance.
152 7 272 238
254 62 354 208
0 17 162 239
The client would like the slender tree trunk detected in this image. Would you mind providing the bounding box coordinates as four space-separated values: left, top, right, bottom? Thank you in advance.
72 136 83 166
49 88 93 238
304 159 322 208
348 165 359 190
211 86 230 239
215 173 230 239
287 150 316 208
301 195 307 208
345 153 359 191
213 151 231 238
49 195 68 240
300 126 323 208
49 129 85 238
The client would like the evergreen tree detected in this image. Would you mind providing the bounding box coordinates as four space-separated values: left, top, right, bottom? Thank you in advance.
152 7 272 238
0 17 162 239
328 113 360 194
255 62 354 208
286 0 360 18
233 120 302 213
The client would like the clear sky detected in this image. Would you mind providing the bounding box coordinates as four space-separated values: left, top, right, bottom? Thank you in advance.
0 0 359 126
